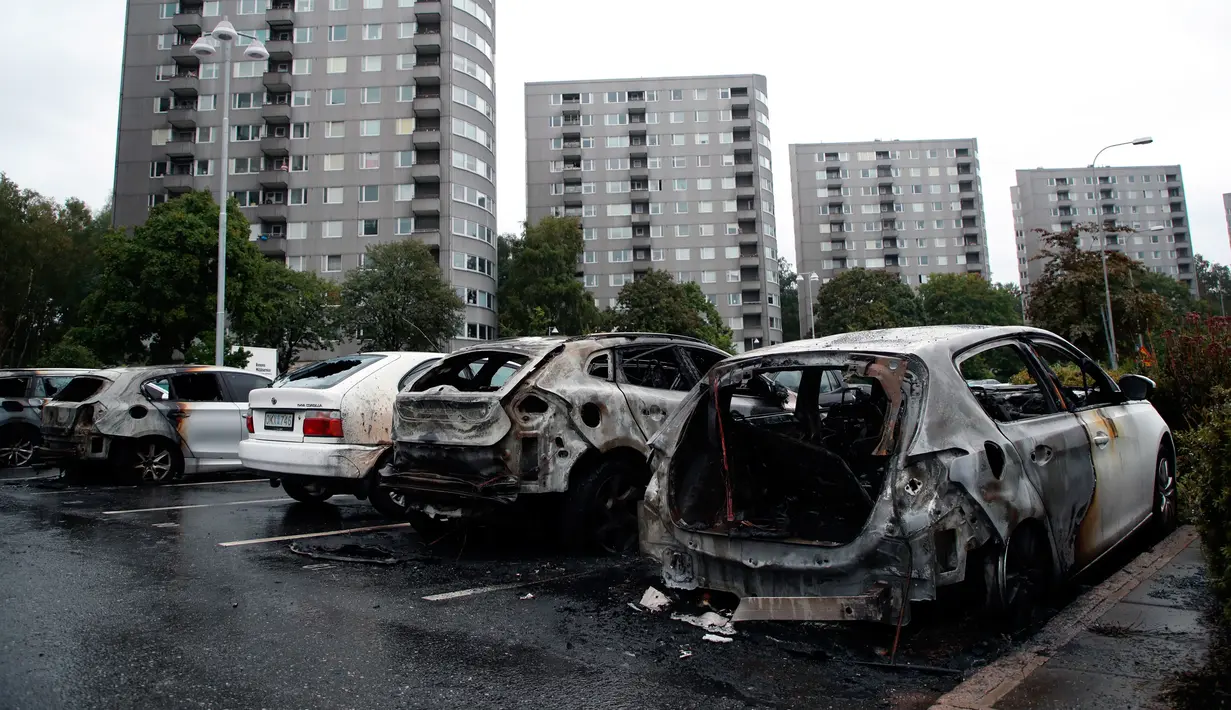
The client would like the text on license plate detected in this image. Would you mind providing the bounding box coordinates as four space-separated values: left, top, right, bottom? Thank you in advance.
264 412 295 430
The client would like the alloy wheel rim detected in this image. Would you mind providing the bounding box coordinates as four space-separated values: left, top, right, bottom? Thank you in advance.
1156 457 1176 524
593 473 643 555
1 437 35 467
1002 532 1047 614
387 491 408 509
137 444 173 482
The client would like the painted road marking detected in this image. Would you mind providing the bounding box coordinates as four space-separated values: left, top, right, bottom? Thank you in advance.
30 478 265 495
422 571 595 602
153 522 180 528
303 563 336 571
216 522 411 547
102 498 288 515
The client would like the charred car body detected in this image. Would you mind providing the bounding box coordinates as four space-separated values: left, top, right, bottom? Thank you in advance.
41 366 271 482
381 334 729 552
639 326 1176 624
0 369 91 468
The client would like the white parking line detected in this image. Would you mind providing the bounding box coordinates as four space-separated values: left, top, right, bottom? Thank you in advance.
422 570 594 602
29 478 265 495
102 498 288 515
217 522 411 547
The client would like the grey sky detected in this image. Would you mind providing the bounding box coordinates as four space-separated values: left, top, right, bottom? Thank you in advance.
4 0 1228 285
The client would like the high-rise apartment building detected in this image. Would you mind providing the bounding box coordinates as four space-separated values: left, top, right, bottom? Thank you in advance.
789 138 989 328
1011 166 1193 294
525 75 783 353
112 0 498 347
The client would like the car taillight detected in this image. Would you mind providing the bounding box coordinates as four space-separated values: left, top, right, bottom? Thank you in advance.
302 410 344 438
245 413 254 433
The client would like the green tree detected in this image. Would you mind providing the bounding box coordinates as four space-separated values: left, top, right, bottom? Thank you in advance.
75 190 267 364
609 270 734 352
498 217 601 337
919 273 1023 326
778 257 801 341
1195 254 1231 316
1027 224 1181 362
337 239 463 352
812 268 923 336
0 175 104 367
233 261 340 374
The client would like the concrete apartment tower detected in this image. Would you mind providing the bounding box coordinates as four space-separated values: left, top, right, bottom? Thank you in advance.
788 138 989 336
524 75 784 353
111 0 498 348
1011 166 1193 296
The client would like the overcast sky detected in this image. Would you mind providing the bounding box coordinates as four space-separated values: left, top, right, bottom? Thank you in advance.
4 0 1228 284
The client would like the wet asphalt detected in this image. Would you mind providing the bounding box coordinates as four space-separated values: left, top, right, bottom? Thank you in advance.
0 466 1115 710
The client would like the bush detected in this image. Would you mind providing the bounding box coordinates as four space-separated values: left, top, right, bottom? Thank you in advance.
1008 363 1132 386
1175 392 1231 626
1153 314 1231 430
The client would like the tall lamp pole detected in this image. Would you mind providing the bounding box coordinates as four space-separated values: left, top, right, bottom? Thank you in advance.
190 20 270 366
795 272 819 339
1089 136 1153 370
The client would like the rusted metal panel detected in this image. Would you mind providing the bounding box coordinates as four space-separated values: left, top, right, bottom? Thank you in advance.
731 583 897 623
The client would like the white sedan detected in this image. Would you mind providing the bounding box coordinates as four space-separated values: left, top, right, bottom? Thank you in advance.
240 352 439 516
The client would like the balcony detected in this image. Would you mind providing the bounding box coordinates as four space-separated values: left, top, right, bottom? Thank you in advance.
738 232 759 245
414 0 442 21
741 302 764 316
562 193 583 207
411 163 441 182
631 213 651 226
166 108 196 129
738 255 760 269
411 198 441 216
414 32 442 53
734 163 755 176
260 136 289 156
255 203 288 223
163 173 196 194
170 44 199 66
252 235 286 259
731 97 751 111
263 71 292 92
412 130 441 149
260 169 289 190
412 63 442 85
630 189 649 202
737 185 757 199
165 139 195 159
877 176 894 187
736 209 758 221
881 227 899 237
264 39 292 61
412 96 442 117
266 7 295 28
262 103 292 124
828 215 847 224
168 73 198 97
628 168 648 182
173 11 202 34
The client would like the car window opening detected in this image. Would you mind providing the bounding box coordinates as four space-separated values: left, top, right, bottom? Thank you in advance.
0 377 28 397
412 352 529 393
620 345 694 392
274 354 385 390
54 376 109 402
669 365 895 546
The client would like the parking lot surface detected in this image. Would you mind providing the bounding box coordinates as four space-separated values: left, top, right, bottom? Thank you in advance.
2 469 1047 710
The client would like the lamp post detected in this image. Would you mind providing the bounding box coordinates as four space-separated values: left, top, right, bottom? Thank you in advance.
1089 136 1153 370
795 271 819 339
189 20 270 366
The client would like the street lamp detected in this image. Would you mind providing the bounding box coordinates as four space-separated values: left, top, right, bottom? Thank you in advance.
795 271 819 339
1089 136 1153 370
190 20 270 366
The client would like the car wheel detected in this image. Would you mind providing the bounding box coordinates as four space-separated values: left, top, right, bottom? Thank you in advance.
560 458 647 555
282 479 335 504
129 439 183 485
1152 449 1178 535
406 510 455 544
0 427 40 469
369 487 412 519
994 525 1052 626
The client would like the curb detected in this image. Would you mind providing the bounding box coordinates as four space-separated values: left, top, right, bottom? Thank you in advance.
930 525 1199 710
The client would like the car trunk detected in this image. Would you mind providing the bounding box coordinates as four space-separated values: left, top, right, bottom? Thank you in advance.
247 387 346 443
41 376 112 436
667 354 911 547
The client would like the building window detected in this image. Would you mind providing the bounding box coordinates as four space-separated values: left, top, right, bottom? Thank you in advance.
327 88 345 105
361 55 382 72
328 25 348 42
359 219 379 237
362 23 382 40
322 255 342 273
360 120 380 136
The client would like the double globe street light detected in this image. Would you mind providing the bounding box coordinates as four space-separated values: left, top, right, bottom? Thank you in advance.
189 20 270 366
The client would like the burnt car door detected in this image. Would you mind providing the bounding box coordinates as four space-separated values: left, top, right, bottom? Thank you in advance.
146 372 242 461
957 340 1095 573
615 344 699 442
1025 338 1155 559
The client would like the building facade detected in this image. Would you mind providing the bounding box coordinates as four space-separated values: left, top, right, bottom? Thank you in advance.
111 0 498 348
1012 166 1193 294
525 75 783 353
789 138 989 335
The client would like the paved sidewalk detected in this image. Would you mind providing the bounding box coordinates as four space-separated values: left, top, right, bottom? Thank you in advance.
933 527 1208 710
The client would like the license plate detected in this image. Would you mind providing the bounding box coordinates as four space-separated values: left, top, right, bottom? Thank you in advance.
264 412 295 430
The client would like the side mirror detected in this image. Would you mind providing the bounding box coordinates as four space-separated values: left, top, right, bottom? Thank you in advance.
1118 374 1155 401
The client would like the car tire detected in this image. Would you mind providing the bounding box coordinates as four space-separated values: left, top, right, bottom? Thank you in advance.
1152 448 1178 536
992 524 1053 627
127 438 184 485
0 426 40 469
369 487 412 519
282 479 335 504
559 457 647 555
406 510 455 544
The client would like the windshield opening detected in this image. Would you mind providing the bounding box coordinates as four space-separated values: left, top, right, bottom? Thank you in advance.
272 354 385 390
412 352 530 393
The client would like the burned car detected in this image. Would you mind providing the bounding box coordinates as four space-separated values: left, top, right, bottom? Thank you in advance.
381 333 729 552
0 369 91 468
639 326 1176 624
41 366 271 482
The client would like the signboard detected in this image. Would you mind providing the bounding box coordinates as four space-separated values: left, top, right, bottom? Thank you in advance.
234 346 278 379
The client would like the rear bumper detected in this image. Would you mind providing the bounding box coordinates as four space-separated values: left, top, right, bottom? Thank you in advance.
381 441 520 511
40 431 112 466
239 439 387 480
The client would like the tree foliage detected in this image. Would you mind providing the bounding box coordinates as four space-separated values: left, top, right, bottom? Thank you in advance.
777 257 801 341
498 217 600 337
337 239 463 352
0 174 105 367
812 268 923 336
608 270 734 352
1196 254 1231 316
1026 224 1187 361
920 273 1023 327
232 262 340 374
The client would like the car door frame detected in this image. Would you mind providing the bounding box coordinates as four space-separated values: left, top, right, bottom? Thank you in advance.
220 370 273 448
613 343 702 443
1021 336 1156 558
148 371 244 467
955 337 1097 574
